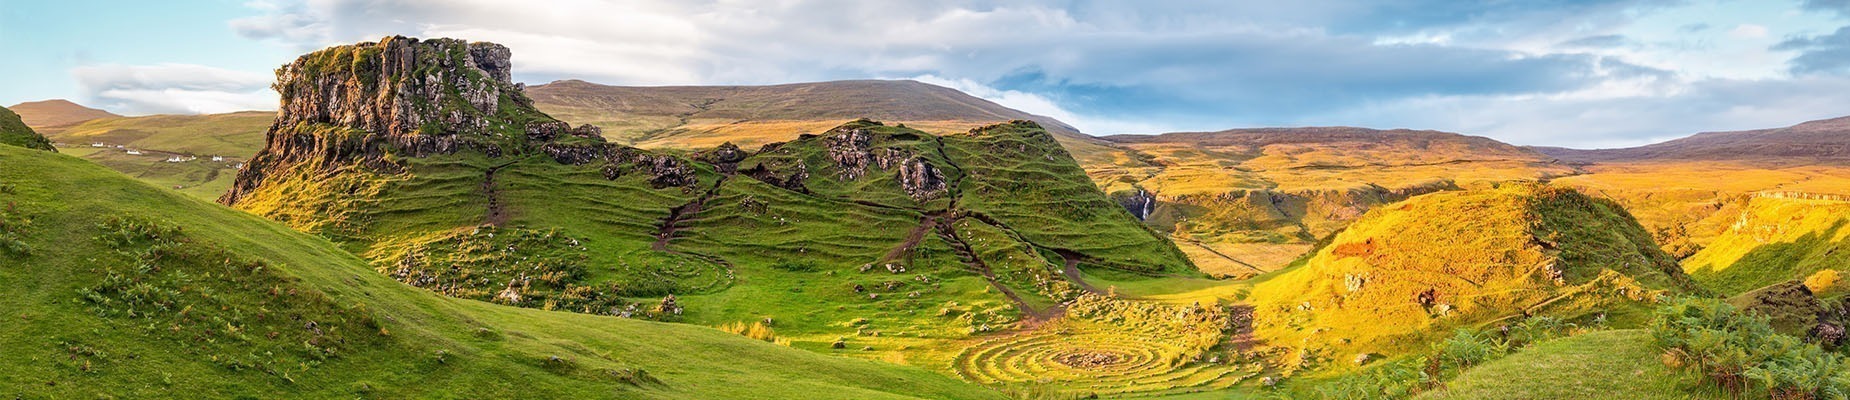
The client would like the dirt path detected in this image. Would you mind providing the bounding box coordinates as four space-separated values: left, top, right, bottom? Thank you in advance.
880 213 941 262
1225 304 1259 351
1054 249 1102 294
482 159 523 226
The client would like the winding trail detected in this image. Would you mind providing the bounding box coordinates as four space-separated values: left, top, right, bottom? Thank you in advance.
1054 249 1102 294
880 212 942 262
482 159 524 226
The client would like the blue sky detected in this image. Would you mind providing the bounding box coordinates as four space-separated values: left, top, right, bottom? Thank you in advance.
3 0 1850 148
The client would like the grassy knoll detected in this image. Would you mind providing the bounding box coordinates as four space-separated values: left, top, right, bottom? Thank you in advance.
1682 195 1850 296
0 145 1003 399
1549 161 1850 259
1252 184 1692 358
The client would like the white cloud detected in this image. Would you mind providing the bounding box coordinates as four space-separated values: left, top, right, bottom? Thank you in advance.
909 75 1182 135
207 0 1850 147
71 64 276 115
1730 23 1770 38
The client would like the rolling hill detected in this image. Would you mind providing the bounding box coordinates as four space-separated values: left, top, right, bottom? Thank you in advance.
218 37 1197 394
1251 184 1691 355
1539 115 1850 262
8 99 119 131
526 79 1140 173
1093 127 1577 277
1681 193 1850 296
0 134 1003 399
1535 115 1850 164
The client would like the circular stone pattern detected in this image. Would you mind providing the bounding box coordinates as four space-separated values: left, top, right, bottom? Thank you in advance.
952 330 1252 396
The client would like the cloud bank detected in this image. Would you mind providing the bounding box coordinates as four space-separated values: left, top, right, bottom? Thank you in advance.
73 0 1849 148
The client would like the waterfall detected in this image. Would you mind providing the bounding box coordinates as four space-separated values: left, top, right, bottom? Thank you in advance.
1140 189 1155 221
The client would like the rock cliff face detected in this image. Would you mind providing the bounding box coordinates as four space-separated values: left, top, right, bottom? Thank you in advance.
221 36 688 206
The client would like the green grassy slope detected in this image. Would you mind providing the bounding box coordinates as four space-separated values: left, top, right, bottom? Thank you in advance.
0 106 55 151
663 120 1192 354
17 109 273 199
1420 330 1689 399
41 111 272 157
0 145 1003 399
1252 184 1692 355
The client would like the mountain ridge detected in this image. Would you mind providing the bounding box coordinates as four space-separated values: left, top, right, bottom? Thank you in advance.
1533 115 1850 164
8 99 120 131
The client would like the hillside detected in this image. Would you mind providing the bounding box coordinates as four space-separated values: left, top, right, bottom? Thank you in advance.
19 110 275 198
527 79 1076 145
1250 184 1690 355
0 138 1002 399
0 106 55 151
219 36 1195 389
1093 127 1576 277
8 99 119 131
1536 115 1850 164
1681 194 1850 296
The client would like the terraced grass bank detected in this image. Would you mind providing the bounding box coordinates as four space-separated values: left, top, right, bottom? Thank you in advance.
0 145 1004 398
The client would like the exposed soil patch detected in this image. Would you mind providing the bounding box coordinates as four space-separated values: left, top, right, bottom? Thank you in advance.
1053 351 1127 369
482 159 522 226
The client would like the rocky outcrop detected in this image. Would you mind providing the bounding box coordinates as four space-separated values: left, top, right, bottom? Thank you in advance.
826 127 875 180
270 36 518 142
898 157 948 202
742 161 809 193
222 36 702 206
700 142 748 173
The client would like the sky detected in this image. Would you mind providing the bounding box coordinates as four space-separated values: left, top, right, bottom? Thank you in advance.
3 0 1850 148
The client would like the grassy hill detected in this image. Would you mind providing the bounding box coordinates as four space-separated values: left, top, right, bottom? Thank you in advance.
1536 115 1850 164
1250 184 1691 356
1 106 55 151
42 111 272 157
8 99 119 130
219 37 1196 393
0 144 1003 399
1681 194 1850 296
1095 127 1576 277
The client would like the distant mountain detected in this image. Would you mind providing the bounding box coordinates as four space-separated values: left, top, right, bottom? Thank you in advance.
529 79 1079 143
8 99 119 131
1535 115 1850 164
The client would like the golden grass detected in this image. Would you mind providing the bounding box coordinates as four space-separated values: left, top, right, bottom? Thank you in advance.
1250 185 1685 355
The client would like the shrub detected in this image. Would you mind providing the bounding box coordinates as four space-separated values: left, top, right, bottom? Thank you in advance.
1650 297 1850 398
1432 329 1505 370
718 321 782 344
